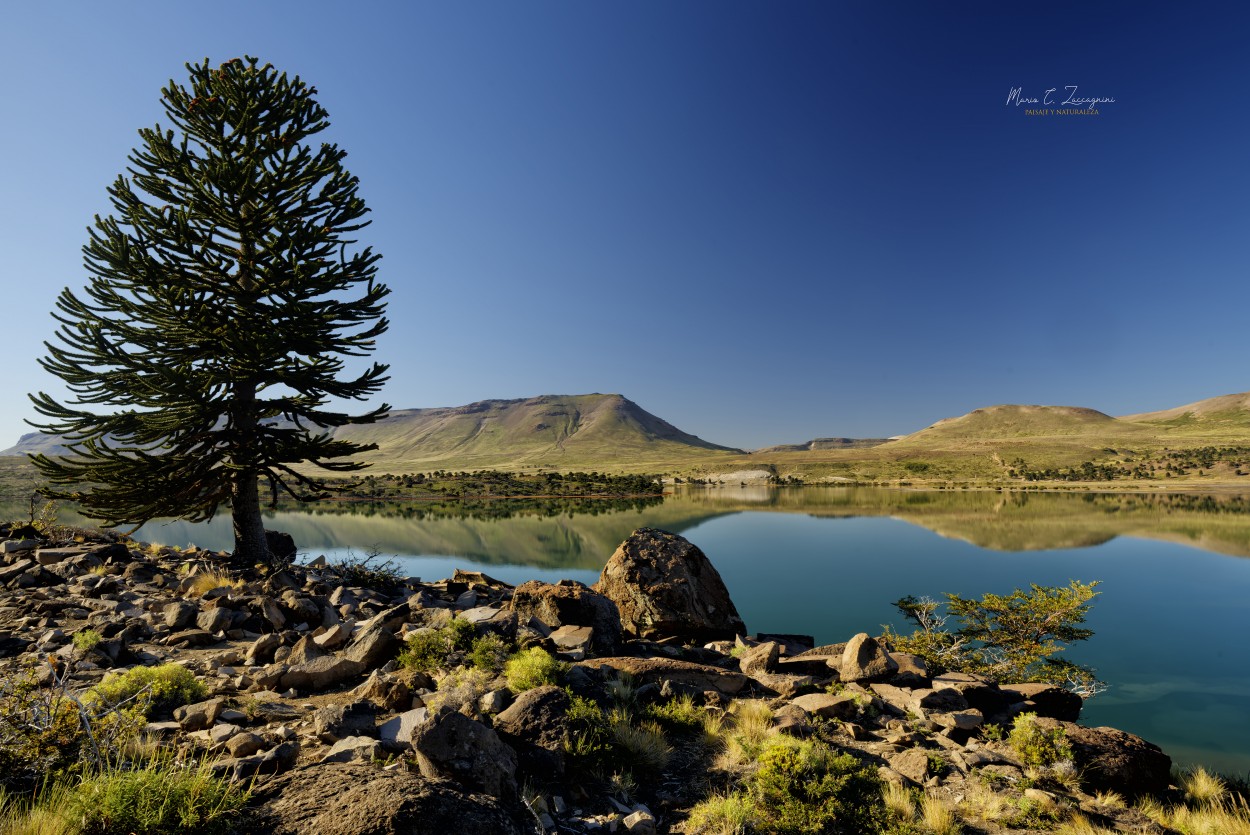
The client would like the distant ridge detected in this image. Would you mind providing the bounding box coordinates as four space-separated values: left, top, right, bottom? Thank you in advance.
1119 391 1250 425
892 404 1121 444
755 437 890 454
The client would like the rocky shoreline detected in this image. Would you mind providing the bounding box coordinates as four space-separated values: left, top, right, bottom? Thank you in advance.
0 524 1192 834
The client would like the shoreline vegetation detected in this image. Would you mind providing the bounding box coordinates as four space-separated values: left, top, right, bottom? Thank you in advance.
1 523 1248 834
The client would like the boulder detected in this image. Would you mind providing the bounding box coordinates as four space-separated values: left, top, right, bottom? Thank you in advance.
379 707 429 750
410 708 519 801
280 656 365 692
790 692 861 721
492 685 571 776
1002 682 1083 722
225 732 267 758
577 656 748 696
320 735 381 764
355 671 412 712
509 580 622 654
173 697 227 731
738 641 779 677
252 763 522 835
1035 718 1171 797
341 622 400 668
840 633 898 682
593 528 745 641
164 601 198 630
313 699 379 742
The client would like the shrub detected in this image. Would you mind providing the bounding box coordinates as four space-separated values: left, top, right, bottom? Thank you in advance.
750 740 888 834
683 791 757 834
72 629 103 653
467 633 512 674
90 663 206 717
1008 712 1072 767
326 549 402 591
885 580 1104 695
503 647 566 693
398 618 479 672
0 667 145 792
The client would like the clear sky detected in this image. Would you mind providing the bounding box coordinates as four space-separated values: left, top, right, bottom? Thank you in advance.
1 2 1247 450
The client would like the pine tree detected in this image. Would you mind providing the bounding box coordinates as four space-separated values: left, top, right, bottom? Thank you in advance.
30 57 390 566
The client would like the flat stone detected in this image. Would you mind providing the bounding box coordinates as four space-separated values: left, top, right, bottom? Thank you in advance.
576 656 748 695
379 707 429 750
321 735 381 764
790 692 861 720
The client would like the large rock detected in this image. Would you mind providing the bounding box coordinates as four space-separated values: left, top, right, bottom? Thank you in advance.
577 656 748 696
509 580 622 654
840 633 898 682
492 685 571 776
593 528 745 641
341 622 401 668
253 763 522 835
1035 718 1171 797
410 708 519 801
1002 682 1083 722
280 656 365 692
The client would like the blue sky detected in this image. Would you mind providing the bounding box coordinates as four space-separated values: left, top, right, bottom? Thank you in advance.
2 2 1247 450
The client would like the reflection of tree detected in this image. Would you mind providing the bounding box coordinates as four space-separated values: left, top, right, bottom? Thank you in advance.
278 495 664 522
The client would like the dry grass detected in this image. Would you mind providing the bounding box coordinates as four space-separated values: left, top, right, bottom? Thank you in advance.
882 781 917 821
1182 766 1229 807
920 792 961 834
184 569 242 598
1054 814 1117 835
0 783 79 835
715 700 774 768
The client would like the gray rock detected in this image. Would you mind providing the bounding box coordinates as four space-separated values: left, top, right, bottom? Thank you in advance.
379 707 429 750
173 697 227 731
251 763 522 835
286 634 326 665
593 528 745 641
246 632 282 666
226 731 267 758
340 622 400 668
320 735 381 764
739 641 780 677
577 656 748 695
410 708 519 801
354 671 412 711
197 606 232 634
279 656 365 692
509 580 622 654
840 633 898 682
0 559 35 584
313 622 352 650
313 699 379 742
790 692 861 720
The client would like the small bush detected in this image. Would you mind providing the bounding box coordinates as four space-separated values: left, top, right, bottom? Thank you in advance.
750 740 888 834
326 549 402 591
503 647 566 693
608 712 671 774
90 663 206 717
683 791 757 834
72 629 103 653
0 667 144 791
1008 712 1072 767
467 633 512 674
398 618 479 672
184 570 241 598
643 694 705 736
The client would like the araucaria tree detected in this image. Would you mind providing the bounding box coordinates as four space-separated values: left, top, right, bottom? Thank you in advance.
31 57 390 566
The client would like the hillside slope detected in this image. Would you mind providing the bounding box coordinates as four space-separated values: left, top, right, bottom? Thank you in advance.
335 393 742 471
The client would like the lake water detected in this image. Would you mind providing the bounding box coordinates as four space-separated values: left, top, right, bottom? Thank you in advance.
78 488 1250 774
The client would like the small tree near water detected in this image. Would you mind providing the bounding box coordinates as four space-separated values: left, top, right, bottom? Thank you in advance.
30 57 389 566
885 580 1105 697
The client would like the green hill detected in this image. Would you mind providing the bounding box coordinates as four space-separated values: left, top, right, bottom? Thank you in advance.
333 393 743 472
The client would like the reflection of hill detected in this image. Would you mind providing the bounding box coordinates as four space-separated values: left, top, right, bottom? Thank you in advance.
129 499 736 571
8 487 1250 569
663 488 1250 557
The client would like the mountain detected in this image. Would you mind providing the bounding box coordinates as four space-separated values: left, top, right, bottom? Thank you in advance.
1 431 75 458
335 394 741 471
2 393 740 471
891 404 1128 445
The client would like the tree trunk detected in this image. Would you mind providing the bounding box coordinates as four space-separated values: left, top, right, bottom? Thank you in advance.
230 377 269 566
232 469 269 566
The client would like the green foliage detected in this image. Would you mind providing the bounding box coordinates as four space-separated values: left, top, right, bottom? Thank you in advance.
89 664 206 717
398 618 480 672
885 580 1104 694
503 647 567 693
29 56 389 565
71 756 249 835
749 740 889 835
0 667 144 792
1008 713 1072 767
72 629 103 653
642 694 706 736
467 633 513 674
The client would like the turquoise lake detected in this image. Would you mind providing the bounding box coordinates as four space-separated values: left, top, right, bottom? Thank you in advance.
121 487 1250 775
